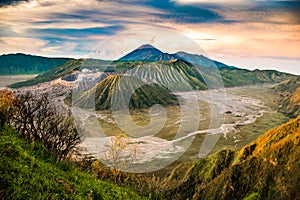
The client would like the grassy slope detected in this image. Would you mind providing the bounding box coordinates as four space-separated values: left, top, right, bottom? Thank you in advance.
0 53 70 75
163 116 300 200
0 126 142 199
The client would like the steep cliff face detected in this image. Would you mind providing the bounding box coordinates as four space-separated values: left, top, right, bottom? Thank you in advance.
163 116 300 200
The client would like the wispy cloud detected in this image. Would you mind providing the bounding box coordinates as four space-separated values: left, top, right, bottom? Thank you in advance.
0 0 299 73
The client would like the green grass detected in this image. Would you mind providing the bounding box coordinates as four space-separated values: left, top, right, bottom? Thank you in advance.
0 125 143 199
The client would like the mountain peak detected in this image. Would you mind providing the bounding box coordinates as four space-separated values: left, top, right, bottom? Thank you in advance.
118 44 165 61
137 44 157 50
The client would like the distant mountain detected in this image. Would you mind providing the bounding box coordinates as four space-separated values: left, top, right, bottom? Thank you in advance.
8 46 298 90
72 75 179 110
0 53 70 75
163 116 300 200
174 51 234 69
118 44 233 69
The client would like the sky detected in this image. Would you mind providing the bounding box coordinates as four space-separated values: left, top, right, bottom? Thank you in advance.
0 0 300 74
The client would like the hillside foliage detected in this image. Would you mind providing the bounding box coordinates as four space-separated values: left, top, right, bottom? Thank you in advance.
0 89 143 199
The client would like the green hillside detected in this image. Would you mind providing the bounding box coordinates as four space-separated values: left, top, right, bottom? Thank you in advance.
72 74 179 110
10 59 82 88
162 116 300 200
0 53 70 75
220 68 296 87
0 125 142 199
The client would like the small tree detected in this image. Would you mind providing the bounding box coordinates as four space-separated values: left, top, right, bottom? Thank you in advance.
0 89 15 129
104 133 138 172
12 91 82 162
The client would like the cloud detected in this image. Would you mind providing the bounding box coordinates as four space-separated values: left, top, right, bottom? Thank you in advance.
0 0 168 57
87 27 206 60
32 25 124 39
0 0 299 74
0 37 47 55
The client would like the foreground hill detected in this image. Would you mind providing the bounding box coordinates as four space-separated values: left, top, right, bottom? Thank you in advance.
0 126 142 199
72 74 179 110
0 53 70 75
162 116 300 200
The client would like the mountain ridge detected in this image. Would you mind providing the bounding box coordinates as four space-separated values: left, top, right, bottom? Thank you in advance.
0 53 71 75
